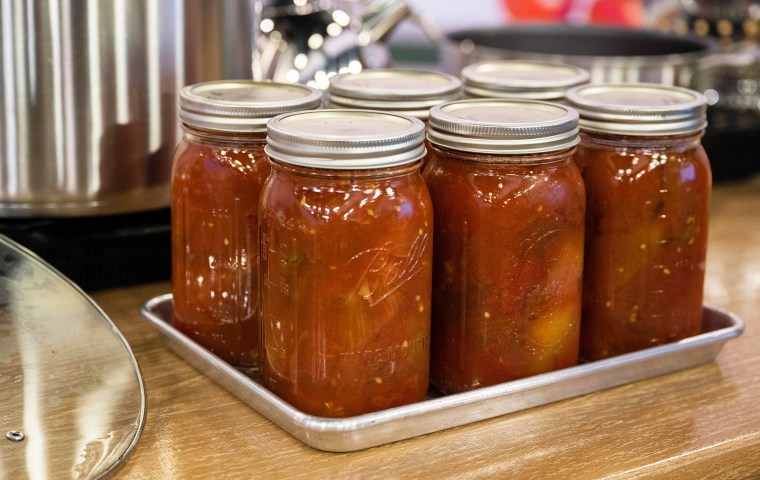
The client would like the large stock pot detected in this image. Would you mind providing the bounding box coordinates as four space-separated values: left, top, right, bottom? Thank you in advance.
441 25 716 88
0 0 255 217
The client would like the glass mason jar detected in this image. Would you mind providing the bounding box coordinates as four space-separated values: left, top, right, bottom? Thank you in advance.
172 81 321 369
461 59 589 102
423 99 585 394
566 83 712 361
261 109 433 417
327 68 461 122
328 68 462 168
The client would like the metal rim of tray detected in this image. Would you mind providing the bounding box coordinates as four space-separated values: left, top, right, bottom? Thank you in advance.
140 294 744 452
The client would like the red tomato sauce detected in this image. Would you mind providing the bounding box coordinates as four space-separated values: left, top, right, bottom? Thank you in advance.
260 161 433 417
575 132 711 360
424 145 585 393
171 133 268 368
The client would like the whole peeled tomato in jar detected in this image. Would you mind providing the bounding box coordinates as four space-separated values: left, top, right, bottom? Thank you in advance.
171 81 321 369
566 83 711 361
423 99 585 394
261 109 433 417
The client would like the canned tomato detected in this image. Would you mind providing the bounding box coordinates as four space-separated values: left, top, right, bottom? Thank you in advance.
261 109 433 417
566 83 711 361
171 81 321 369
424 99 585 393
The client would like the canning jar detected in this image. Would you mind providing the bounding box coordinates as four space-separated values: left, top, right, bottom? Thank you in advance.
327 68 461 122
423 99 585 394
172 80 321 369
566 83 711 361
261 109 432 417
461 59 589 102
328 68 461 168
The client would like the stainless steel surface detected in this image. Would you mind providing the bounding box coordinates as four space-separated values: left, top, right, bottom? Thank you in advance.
5 431 24 442
253 0 408 89
440 25 716 89
694 43 760 111
0 0 254 217
0 234 146 478
141 294 743 453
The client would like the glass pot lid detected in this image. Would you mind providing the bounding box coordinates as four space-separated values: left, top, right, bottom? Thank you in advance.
0 235 146 479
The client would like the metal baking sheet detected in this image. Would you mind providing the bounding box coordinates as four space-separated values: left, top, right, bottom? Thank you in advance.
140 294 744 452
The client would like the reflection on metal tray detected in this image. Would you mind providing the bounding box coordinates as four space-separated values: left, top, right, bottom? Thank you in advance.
140 294 743 453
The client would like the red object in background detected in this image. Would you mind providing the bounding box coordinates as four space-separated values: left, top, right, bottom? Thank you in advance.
589 0 643 26
502 0 643 27
503 0 572 21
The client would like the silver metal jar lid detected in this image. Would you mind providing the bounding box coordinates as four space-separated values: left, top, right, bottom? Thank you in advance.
461 60 590 100
427 99 579 155
179 80 322 132
266 109 426 169
565 83 707 136
327 69 462 120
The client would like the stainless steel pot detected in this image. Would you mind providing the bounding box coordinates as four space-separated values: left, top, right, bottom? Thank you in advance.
0 0 255 217
440 25 717 88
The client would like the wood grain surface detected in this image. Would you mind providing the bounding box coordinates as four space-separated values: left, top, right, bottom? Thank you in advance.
92 175 760 479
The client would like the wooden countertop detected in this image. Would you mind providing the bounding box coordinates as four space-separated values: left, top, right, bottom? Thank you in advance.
93 175 760 479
